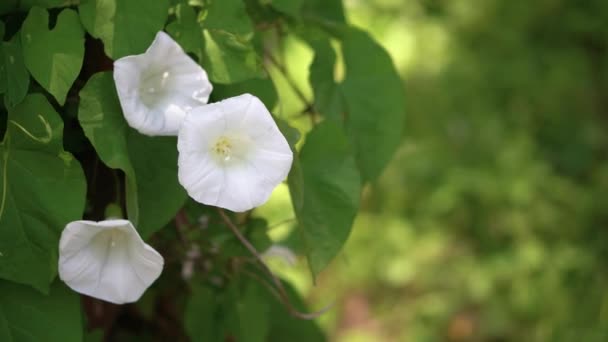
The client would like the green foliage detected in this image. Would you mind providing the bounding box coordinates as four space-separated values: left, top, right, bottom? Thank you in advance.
79 0 170 59
21 7 84 105
0 280 82 342
0 36 29 108
78 72 186 237
0 0 404 340
289 122 361 277
0 94 86 293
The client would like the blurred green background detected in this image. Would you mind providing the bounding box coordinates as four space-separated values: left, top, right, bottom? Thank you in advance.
257 0 608 341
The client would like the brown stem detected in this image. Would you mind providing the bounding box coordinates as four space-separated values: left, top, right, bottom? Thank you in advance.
217 208 331 320
264 51 318 125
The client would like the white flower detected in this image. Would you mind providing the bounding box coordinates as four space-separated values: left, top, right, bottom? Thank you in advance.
177 94 293 212
58 219 164 304
113 31 213 136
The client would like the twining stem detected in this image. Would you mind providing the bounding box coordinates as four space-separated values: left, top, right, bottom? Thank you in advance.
217 208 331 320
264 51 318 124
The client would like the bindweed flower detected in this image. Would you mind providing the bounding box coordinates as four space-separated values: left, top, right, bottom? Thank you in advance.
58 219 164 304
177 94 293 212
113 31 212 136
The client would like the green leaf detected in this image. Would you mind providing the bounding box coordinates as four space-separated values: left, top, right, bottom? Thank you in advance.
199 0 263 84
202 0 253 36
269 0 303 17
221 280 270 342
79 0 170 59
78 72 186 238
21 7 84 105
0 0 77 14
0 280 83 342
126 132 187 237
302 0 345 23
0 35 29 108
0 94 86 293
166 3 203 60
211 77 278 109
185 285 219 342
202 29 264 84
289 121 361 277
308 37 343 121
340 27 405 181
267 281 326 342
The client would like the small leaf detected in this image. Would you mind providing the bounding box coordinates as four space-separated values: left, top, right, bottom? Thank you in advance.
21 7 84 105
288 121 361 277
0 280 83 342
79 0 170 59
0 35 29 108
78 72 187 238
0 94 86 292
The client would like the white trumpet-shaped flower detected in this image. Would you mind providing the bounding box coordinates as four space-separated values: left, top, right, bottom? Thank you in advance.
113 31 213 136
178 94 293 212
58 219 164 304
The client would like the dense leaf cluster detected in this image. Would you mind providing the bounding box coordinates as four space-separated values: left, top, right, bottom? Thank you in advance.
0 0 404 340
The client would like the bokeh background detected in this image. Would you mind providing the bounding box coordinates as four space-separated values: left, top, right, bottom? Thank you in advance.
257 0 608 341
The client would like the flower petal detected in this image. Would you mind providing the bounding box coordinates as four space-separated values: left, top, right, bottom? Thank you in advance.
113 31 213 136
177 94 293 212
58 220 164 304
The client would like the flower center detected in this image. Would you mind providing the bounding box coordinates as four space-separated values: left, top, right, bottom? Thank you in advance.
139 69 171 108
212 136 233 162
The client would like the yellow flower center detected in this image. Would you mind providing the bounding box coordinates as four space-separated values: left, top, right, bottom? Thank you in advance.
212 136 233 162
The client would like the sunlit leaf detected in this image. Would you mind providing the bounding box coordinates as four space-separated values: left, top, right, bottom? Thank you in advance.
289 121 361 277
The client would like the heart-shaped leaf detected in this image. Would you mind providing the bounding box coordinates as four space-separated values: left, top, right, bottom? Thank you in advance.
21 7 84 105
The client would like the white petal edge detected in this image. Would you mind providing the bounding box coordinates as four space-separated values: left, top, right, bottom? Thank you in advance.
113 31 213 136
177 94 293 212
58 219 164 304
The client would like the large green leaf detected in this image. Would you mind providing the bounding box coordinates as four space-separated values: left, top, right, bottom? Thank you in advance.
0 94 86 293
0 280 83 342
78 72 186 238
288 121 361 277
0 0 76 14
308 37 343 121
307 28 405 181
185 285 219 342
21 7 84 105
0 35 29 108
340 27 405 181
79 0 170 59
